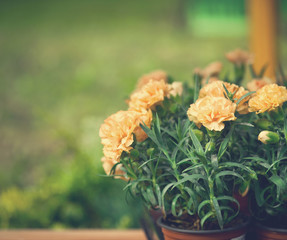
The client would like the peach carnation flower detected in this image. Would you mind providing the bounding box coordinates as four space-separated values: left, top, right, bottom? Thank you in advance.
249 84 287 114
168 81 183 97
187 96 237 131
247 78 272 92
99 110 140 162
194 61 222 78
136 70 168 90
199 80 250 114
128 79 169 111
225 49 253 65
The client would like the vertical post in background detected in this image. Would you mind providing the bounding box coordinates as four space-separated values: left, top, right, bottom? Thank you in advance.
248 0 278 79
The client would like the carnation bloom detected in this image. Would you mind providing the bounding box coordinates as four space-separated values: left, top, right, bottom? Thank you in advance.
247 78 272 92
168 81 183 97
128 79 169 111
187 96 237 131
199 80 250 114
225 49 253 65
99 110 141 162
195 61 222 78
136 70 168 90
249 84 287 114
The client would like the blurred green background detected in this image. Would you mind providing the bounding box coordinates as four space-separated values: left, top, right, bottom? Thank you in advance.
0 0 286 229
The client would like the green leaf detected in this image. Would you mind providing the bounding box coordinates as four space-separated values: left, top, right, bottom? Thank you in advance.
254 181 265 207
212 197 223 229
161 182 175 213
171 194 182 217
219 162 257 178
216 196 240 210
217 126 234 161
154 114 164 147
140 122 160 146
198 200 211 217
146 187 157 206
222 83 230 99
138 157 157 169
184 187 198 214
236 91 256 105
173 174 207 188
245 157 270 169
284 107 287 144
215 170 244 181
270 175 286 192
266 158 287 174
155 184 162 208
182 163 204 173
177 158 192 166
215 177 224 193
189 127 205 157
162 127 178 141
200 211 215 229
219 206 235 213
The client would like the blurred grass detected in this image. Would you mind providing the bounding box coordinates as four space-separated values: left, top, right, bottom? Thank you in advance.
0 0 285 228
0 0 248 189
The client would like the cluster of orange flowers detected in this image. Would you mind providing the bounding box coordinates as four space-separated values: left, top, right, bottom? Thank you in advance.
187 81 287 132
100 49 287 176
99 70 183 176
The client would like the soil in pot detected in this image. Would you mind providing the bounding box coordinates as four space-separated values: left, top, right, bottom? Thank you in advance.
157 214 249 240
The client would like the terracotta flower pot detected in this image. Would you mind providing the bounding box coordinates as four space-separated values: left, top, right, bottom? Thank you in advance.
157 217 249 240
256 223 287 240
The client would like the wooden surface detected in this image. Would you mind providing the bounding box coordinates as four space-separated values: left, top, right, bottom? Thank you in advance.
0 230 147 240
248 0 278 78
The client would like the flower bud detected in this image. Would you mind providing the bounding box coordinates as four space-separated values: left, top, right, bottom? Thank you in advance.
205 141 215 153
130 149 139 159
192 129 204 142
258 131 280 144
254 119 272 130
147 148 155 156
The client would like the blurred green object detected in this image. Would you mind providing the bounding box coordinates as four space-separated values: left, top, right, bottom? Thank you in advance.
0 154 143 228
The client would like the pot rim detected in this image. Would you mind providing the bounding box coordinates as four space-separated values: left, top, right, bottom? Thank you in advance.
256 222 287 233
157 215 250 235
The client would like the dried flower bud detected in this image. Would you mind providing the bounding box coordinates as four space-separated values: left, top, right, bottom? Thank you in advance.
258 131 280 144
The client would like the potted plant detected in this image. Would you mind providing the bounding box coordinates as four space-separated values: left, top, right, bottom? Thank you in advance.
245 80 287 239
99 49 287 239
